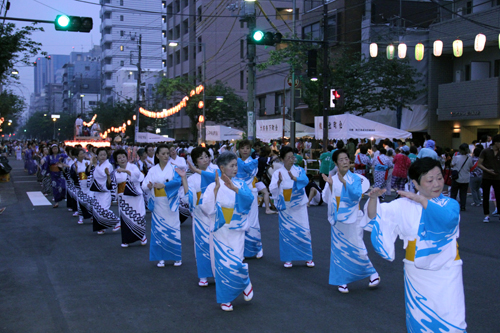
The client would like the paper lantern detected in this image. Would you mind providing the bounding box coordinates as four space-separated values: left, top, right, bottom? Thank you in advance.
386 44 395 60
453 39 463 57
433 40 443 57
127 120 131 125
398 43 407 59
415 43 424 61
474 34 486 52
369 43 378 57
133 115 136 120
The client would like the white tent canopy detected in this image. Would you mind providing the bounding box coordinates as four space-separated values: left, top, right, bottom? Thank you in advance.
314 114 412 140
136 132 175 143
256 118 315 142
206 125 244 141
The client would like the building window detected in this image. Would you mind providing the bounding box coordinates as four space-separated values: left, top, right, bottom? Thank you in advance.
327 13 338 42
276 8 295 21
175 25 180 39
120 0 123 5
240 71 244 90
168 54 173 67
183 0 188 9
120 15 124 21
120 45 124 51
183 19 189 35
304 0 323 12
198 7 202 22
275 93 284 115
240 21 244 29
120 30 124 36
258 96 266 116
198 66 202 80
494 60 500 77
167 4 173 19
168 29 173 40
465 64 471 81
240 39 244 58
175 0 180 13
120 60 124 66
183 46 188 61
162 15 166 23
303 22 320 40
175 50 180 65
198 37 202 53
85 66 90 71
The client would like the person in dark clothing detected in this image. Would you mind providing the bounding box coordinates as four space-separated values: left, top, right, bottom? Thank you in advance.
306 173 323 206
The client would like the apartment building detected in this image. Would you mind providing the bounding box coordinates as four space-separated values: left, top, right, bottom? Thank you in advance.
100 0 163 103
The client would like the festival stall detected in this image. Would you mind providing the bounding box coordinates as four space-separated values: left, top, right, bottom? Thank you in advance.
206 125 244 142
136 132 175 143
314 114 412 140
256 118 315 142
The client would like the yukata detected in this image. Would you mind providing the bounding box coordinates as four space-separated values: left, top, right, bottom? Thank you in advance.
235 157 262 258
186 164 219 280
25 149 37 175
40 156 52 196
269 165 313 263
46 154 68 203
64 157 79 213
142 162 183 262
363 195 466 332
354 153 371 177
323 171 377 286
74 160 93 221
89 160 119 232
372 155 393 199
201 178 254 304
15 146 22 160
112 163 146 245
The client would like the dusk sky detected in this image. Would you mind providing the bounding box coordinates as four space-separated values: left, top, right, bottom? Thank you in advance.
7 0 102 104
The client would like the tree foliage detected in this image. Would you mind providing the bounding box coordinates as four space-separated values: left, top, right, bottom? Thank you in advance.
258 44 424 116
156 77 247 138
0 90 25 136
22 112 74 141
0 23 45 83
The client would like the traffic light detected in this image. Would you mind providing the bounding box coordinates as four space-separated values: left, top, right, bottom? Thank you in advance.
330 89 344 109
248 30 282 46
54 15 93 33
307 49 317 78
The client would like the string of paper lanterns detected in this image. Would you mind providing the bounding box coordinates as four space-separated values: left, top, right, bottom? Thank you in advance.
139 85 204 119
100 115 136 139
82 114 97 127
370 33 494 60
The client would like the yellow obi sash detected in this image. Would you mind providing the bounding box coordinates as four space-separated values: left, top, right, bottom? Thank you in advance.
154 188 167 197
252 177 258 188
405 239 460 262
78 172 88 180
49 165 60 172
196 192 201 205
336 197 340 211
283 189 292 202
117 182 126 194
221 207 234 224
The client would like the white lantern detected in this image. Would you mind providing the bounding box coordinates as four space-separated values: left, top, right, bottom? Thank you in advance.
433 40 443 57
474 33 486 52
370 43 378 58
453 39 463 57
398 43 407 59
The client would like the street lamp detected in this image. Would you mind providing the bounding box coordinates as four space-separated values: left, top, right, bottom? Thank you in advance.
51 114 60 140
168 40 206 144
80 94 85 114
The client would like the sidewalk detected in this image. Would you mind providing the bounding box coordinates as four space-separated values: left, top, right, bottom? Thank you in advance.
0 158 26 207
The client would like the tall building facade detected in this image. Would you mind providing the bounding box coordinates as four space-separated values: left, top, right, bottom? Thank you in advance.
33 54 70 95
100 0 163 104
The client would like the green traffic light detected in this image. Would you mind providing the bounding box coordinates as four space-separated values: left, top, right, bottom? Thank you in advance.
56 15 70 28
252 30 264 42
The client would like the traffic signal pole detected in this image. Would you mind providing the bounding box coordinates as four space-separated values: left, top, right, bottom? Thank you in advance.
246 3 256 142
135 34 142 143
322 0 329 152
289 0 296 150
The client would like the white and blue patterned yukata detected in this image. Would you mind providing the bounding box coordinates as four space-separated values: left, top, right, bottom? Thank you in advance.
187 164 219 279
269 165 313 262
323 171 377 286
363 194 466 332
201 178 254 304
142 162 183 262
235 157 262 258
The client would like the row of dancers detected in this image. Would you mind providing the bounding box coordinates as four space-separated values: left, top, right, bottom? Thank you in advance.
37 141 466 331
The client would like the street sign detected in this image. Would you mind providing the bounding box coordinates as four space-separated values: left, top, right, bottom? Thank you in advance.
287 76 300 88
51 114 60 119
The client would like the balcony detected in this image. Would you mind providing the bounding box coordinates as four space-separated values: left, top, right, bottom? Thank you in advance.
103 64 114 73
102 34 113 43
101 18 112 29
437 77 500 121
103 79 114 89
102 49 113 58
100 6 112 18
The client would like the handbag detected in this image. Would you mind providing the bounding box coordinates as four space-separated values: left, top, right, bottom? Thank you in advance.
452 156 469 180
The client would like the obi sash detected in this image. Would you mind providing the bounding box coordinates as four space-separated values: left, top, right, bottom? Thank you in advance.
283 188 292 202
221 207 234 224
154 188 167 197
196 191 201 205
375 156 389 180
78 172 88 180
354 155 366 171
405 239 460 262
49 165 60 172
117 182 126 194
252 177 258 188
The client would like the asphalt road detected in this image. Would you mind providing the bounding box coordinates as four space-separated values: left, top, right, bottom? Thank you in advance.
0 159 499 333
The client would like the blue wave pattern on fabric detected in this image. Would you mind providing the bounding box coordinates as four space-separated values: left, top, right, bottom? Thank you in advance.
200 169 221 205
289 168 308 208
213 236 250 304
329 226 376 285
230 180 253 230
192 214 213 278
236 157 258 184
404 272 466 333
244 226 262 257
369 215 394 261
415 195 460 269
163 168 182 211
149 212 182 261
278 210 312 261
337 172 363 222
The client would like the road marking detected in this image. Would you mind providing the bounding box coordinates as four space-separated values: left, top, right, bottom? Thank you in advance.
14 181 39 183
27 191 52 206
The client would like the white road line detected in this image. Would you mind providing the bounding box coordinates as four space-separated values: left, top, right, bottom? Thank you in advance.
14 181 38 183
27 191 52 206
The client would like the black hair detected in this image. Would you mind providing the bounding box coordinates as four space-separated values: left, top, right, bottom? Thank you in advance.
113 149 128 166
145 144 155 153
379 147 387 155
332 148 349 164
492 134 500 144
137 148 145 157
307 173 314 182
473 146 483 157
280 146 294 160
293 148 299 154
238 139 252 150
327 145 334 152
260 145 271 158
71 147 79 157
410 146 418 154
336 140 345 149
458 143 469 155
191 147 210 167
408 157 443 185
360 145 368 154
154 144 170 165
96 147 107 156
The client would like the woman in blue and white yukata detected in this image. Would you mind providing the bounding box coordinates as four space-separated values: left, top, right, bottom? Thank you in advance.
201 152 255 312
322 149 380 294
365 157 466 332
186 147 219 287
142 144 188 268
269 146 314 269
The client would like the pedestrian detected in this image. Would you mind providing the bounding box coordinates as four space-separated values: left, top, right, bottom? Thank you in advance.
365 157 466 332
391 146 411 192
372 147 393 201
46 144 68 208
142 144 188 267
450 143 473 211
200 152 255 312
73 148 92 224
353 145 371 177
322 149 379 293
186 147 219 287
111 149 147 248
469 146 483 207
269 146 315 269
305 174 322 207
477 134 500 223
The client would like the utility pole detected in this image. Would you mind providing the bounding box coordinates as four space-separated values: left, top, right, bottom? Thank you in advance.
245 1 256 142
289 0 296 149
322 0 329 151
134 34 142 142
